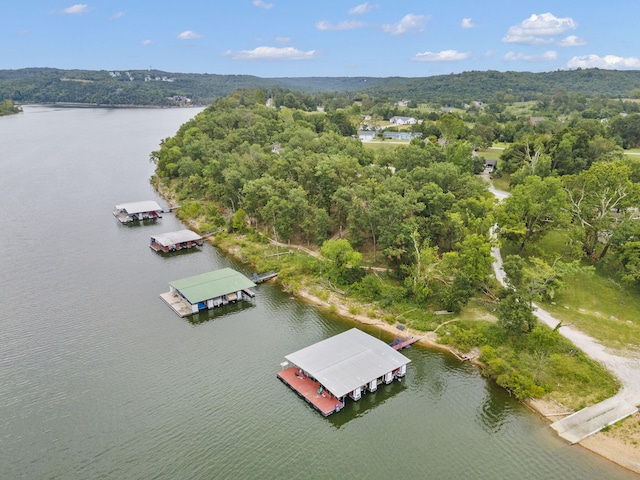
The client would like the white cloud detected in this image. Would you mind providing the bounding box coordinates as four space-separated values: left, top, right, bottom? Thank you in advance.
349 2 376 15
504 50 558 62
224 46 320 61
16 30 29 36
316 20 365 31
62 4 89 15
412 49 470 62
177 30 203 40
566 54 640 70
141 40 153 46
558 35 586 47
461 18 475 29
503 12 577 45
253 0 274 9
109 11 124 20
382 14 427 36
275 36 291 44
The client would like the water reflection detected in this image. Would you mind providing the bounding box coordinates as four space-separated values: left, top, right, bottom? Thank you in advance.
184 301 256 325
327 379 407 428
475 384 516 434
153 247 203 259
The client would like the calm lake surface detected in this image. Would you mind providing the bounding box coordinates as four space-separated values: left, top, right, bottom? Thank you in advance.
0 105 636 479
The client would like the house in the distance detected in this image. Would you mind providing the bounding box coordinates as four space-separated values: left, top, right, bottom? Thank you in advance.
358 130 376 142
383 131 422 141
389 116 416 125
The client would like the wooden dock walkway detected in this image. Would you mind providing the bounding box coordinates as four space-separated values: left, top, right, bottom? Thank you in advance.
159 292 192 317
390 336 417 350
277 366 344 416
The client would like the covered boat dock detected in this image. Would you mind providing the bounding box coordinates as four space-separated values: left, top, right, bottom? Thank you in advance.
150 229 203 253
160 268 256 317
278 328 410 416
113 200 163 223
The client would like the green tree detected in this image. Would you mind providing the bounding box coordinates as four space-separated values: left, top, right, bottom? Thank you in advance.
563 162 639 262
497 289 537 335
231 208 247 232
497 176 569 253
320 239 362 284
436 113 467 144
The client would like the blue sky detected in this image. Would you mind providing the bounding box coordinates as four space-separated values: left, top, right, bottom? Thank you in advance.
4 1 640 77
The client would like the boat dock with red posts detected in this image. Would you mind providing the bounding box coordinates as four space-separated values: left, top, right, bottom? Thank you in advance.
113 200 163 223
278 328 411 416
150 229 203 253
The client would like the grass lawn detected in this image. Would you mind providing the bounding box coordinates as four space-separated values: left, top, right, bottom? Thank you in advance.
490 173 511 192
502 232 640 353
477 148 502 161
503 101 538 118
362 141 407 151
543 271 640 352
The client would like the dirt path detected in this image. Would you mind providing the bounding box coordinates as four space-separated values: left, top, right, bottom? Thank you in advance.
488 177 640 471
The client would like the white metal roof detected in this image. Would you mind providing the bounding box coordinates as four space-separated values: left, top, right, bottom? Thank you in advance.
114 200 163 214
285 328 410 399
151 229 202 246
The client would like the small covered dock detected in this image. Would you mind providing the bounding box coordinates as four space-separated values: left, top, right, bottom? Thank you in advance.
150 229 203 253
278 328 411 416
160 268 256 317
113 200 163 223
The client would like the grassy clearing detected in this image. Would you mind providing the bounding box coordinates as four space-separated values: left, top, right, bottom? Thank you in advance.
362 141 405 151
477 148 502 161
490 173 511 192
503 101 538 118
502 231 640 352
438 318 619 408
544 272 640 352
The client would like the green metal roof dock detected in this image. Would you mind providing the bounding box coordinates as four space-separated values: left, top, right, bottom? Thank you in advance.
160 268 256 317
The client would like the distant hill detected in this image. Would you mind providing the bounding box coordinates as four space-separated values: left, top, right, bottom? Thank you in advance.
2 67 640 107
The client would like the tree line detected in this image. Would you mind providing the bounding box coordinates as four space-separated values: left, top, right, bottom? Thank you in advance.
5 67 640 107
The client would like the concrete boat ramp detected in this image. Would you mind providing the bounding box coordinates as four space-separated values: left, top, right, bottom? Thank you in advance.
550 396 638 444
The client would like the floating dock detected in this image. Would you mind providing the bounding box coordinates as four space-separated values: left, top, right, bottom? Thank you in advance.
113 200 163 223
278 328 410 416
278 366 344 416
252 271 278 283
160 268 256 317
150 229 203 253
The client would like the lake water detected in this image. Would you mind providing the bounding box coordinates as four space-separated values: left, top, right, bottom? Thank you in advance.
0 105 636 479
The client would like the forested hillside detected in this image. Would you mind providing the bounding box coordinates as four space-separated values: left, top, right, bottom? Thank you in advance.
3 67 640 107
151 87 639 404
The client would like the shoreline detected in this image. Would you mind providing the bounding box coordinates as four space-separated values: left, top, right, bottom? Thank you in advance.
156 181 640 476
293 285 640 476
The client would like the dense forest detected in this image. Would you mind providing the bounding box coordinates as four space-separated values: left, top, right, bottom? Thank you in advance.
151 87 640 403
3 67 640 107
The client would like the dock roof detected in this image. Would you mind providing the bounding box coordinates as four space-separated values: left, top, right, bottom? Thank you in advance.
115 200 162 214
151 229 202 247
169 268 256 304
285 328 410 399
